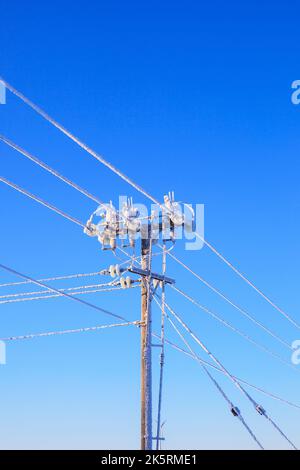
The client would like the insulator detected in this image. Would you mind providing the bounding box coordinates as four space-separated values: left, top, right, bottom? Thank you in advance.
84 221 98 237
110 238 116 250
109 265 116 278
231 406 240 418
120 277 127 289
256 405 266 416
125 276 132 288
115 264 121 277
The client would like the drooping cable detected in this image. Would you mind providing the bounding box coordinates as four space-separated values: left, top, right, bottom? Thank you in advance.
0 321 141 342
0 134 103 205
161 299 298 450
2 77 298 331
0 176 88 230
155 242 167 449
167 250 291 350
153 296 264 450
171 285 297 373
0 285 139 305
156 334 300 411
0 263 129 322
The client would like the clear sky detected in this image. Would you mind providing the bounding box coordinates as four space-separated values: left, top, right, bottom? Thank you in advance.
0 0 300 450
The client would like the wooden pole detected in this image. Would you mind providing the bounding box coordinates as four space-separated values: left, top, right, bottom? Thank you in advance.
140 225 152 450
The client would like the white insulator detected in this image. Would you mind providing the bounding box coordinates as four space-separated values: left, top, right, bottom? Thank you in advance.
109 265 116 278
110 238 116 250
115 264 121 277
84 221 98 237
125 276 132 288
120 277 127 289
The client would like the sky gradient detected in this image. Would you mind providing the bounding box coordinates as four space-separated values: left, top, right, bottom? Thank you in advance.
0 0 300 450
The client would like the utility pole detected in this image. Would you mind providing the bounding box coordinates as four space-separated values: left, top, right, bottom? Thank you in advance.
140 224 153 450
84 193 181 449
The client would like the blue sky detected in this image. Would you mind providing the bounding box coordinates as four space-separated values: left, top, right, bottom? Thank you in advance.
0 0 300 450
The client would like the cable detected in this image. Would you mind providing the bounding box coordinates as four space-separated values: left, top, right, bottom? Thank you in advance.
0 263 129 322
153 296 264 450
0 134 103 205
0 281 117 299
155 242 167 449
161 299 297 450
157 334 300 411
195 235 300 330
2 77 297 332
0 321 141 342
0 78 159 206
166 250 291 350
0 271 103 288
0 176 88 230
0 256 134 289
171 285 298 373
0 285 140 305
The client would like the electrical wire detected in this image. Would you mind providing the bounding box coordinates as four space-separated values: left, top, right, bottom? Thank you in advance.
0 281 118 299
0 321 141 342
0 176 88 230
0 285 140 305
0 263 129 322
0 134 103 205
2 77 297 331
166 250 292 350
171 285 298 373
152 296 264 450
157 334 300 411
155 243 167 449
161 298 297 450
0 271 103 288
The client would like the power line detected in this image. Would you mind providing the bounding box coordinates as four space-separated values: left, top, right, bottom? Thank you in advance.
2 77 297 331
0 285 140 305
159 334 300 411
171 285 298 373
0 78 159 206
0 176 88 230
167 250 291 350
0 321 141 342
195 236 300 330
162 299 297 450
0 281 117 299
0 134 103 205
153 296 264 450
0 263 129 322
0 271 103 288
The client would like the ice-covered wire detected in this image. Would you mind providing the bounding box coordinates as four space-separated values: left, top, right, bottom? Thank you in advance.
0 134 103 205
0 285 140 305
153 296 264 450
2 77 297 331
0 263 129 322
167 250 291 350
0 176 88 230
171 285 298 373
162 299 298 450
156 334 300 411
0 321 141 342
